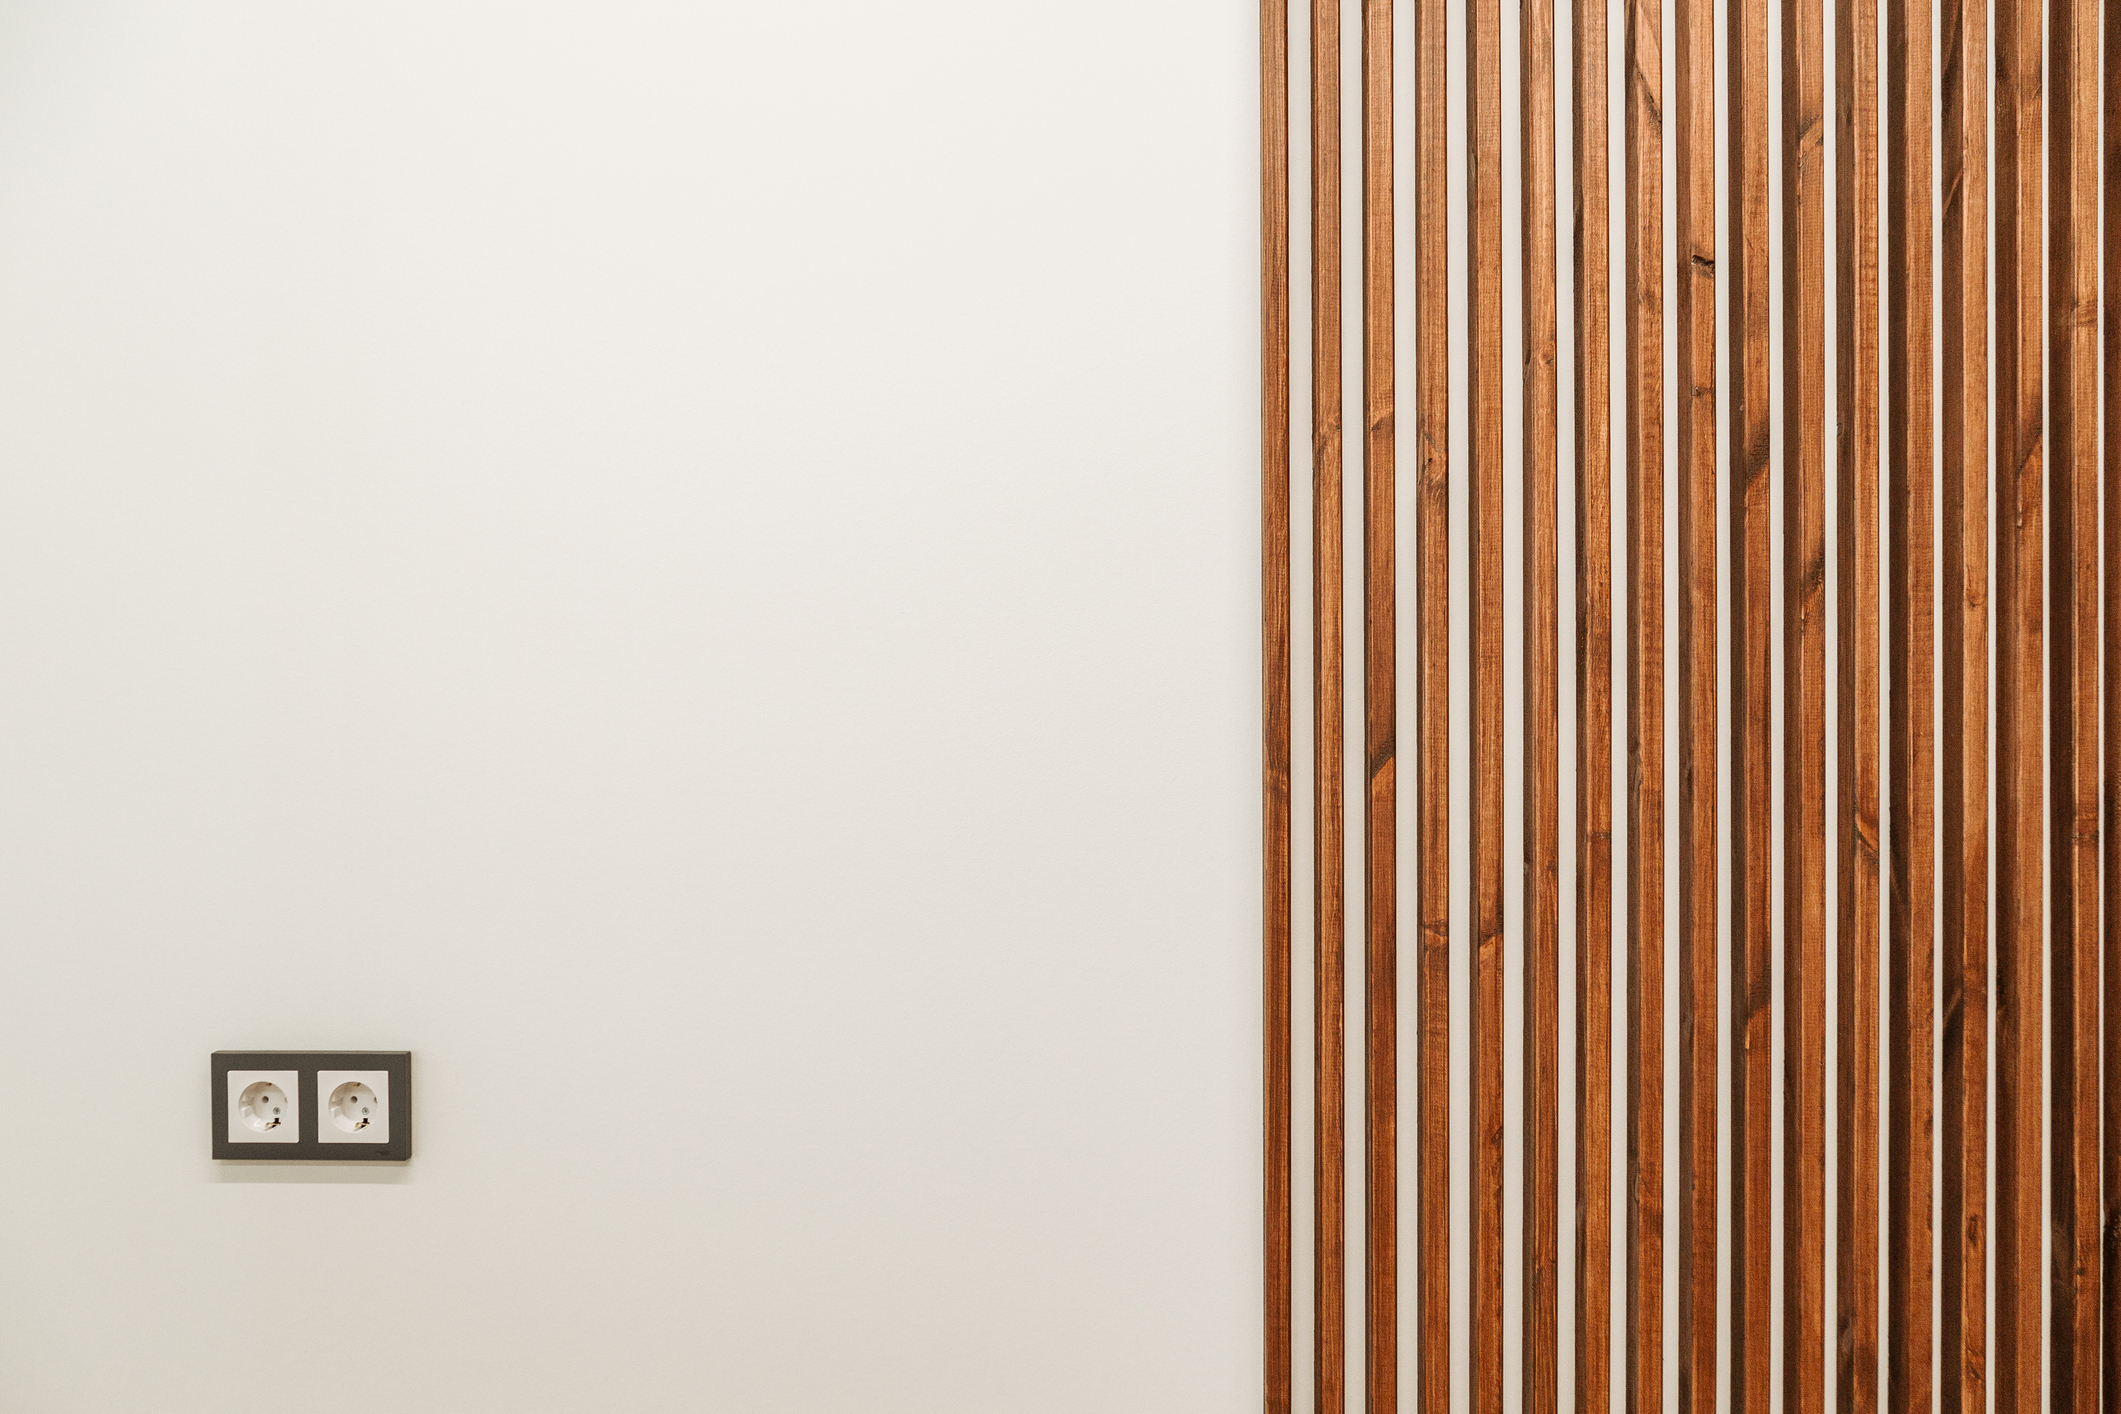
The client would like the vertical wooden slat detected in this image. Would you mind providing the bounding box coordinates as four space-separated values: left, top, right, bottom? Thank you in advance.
1260 0 1292 1403
1882 0 1936 1397
1990 0 2042 1386
1935 0 1989 1389
1569 0 1614 1395
2048 0 2102 1387
1361 0 1400 1404
1413 0 1450 1393
1621 0 1663 1398
1727 0 1774 1393
1781 0 1828 1392
1671 0 1715 1393
1469 0 1505 1398
1310 0 1347 1405
1832 0 1881 1406
2105 0 2121 1383
1520 0 1562 1398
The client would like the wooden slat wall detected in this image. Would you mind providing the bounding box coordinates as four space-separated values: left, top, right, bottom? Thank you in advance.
1519 0 1561 1397
1413 0 1451 1397
1360 0 1399 1405
1258 0 1291 1404
1727 0 1774 1395
1883 0 1936 1398
2047 0 2101 1395
1470 0 1507 1390
1991 0 2043 1392
1671 0 1716 1392
1782 0 1830 1394
1259 0 2111 1403
1568 0 1613 1400
1308 0 1346 1405
1620 0 1664 1400
1832 0 1881 1403
1937 0 1990 1391
2106 0 2121 1383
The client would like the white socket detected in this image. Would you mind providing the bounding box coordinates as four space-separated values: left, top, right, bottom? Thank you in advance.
316 1070 390 1144
225 1069 300 1144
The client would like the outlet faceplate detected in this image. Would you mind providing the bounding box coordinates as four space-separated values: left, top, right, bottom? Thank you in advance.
224 1070 300 1145
316 1070 390 1144
212 1052 411 1161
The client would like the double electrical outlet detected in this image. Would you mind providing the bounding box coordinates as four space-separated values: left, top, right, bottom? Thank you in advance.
212 1051 412 1162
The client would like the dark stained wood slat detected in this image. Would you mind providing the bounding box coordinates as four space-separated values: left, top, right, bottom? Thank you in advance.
1361 0 1399 1405
1671 0 1714 1395
1519 0 1561 1399
1990 0 2041 1390
1935 0 1989 1393
1413 0 1449 1396
1365 0 1399 1390
1310 0 1346 1405
1621 0 1663 1399
2046 0 2100 1395
1781 0 1828 1395
1259 0 1292 1404
1726 0 1773 1396
1469 0 1505 1398
1832 0 1881 1407
1883 0 1936 1400
1569 0 1613 1398
2105 0 2121 1380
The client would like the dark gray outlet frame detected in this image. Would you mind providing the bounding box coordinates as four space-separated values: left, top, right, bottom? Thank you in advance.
212 1051 412 1162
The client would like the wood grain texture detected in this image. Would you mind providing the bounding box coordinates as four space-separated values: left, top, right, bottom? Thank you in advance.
1569 0 1613 1399
1832 0 1881 1406
2046 0 2100 1398
1780 0 1828 1396
1671 0 1714 1397
1310 0 1346 1405
1361 0 1399 1405
1935 0 1988 1393
1413 0 1449 1397
1726 0 1773 1398
1259 0 1292 1405
1519 0 1561 1402
2105 0 2121 1384
1883 0 1936 1400
1621 0 1663 1400
1990 0 2041 1387
1469 0 1504 1398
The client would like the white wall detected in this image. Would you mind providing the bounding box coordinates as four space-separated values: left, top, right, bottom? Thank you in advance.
0 3 1258 1408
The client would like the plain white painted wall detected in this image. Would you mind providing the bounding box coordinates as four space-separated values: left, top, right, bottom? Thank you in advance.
0 2 1258 1409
